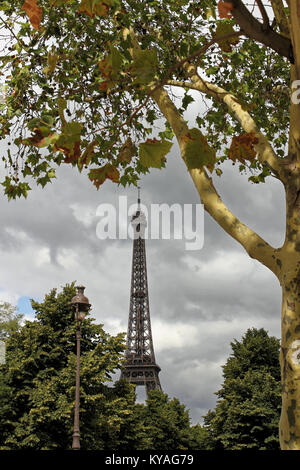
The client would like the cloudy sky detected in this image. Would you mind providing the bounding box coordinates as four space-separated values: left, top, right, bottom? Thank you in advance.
0 119 285 425
0 62 287 426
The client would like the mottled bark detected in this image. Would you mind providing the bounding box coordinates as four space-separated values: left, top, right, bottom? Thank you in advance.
289 2 300 80
278 174 300 449
280 280 300 449
289 3 300 163
270 0 290 38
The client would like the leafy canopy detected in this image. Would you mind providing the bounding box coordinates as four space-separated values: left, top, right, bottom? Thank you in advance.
0 1 289 198
0 283 134 449
204 328 281 450
0 282 208 450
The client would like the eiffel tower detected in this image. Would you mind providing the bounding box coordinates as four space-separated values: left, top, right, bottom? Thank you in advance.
120 189 162 394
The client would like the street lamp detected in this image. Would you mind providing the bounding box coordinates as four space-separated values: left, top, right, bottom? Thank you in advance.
70 285 91 450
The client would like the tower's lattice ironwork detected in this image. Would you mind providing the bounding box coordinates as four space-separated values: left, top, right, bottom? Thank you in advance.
120 192 162 393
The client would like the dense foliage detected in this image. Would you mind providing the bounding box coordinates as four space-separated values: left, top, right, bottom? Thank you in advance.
203 328 282 450
0 283 134 449
133 389 211 450
0 1 290 197
0 283 206 450
0 289 285 450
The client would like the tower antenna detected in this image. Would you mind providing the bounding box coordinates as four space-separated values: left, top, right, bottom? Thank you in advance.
137 185 141 210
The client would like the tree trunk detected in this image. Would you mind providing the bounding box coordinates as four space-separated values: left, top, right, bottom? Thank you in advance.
280 3 300 448
279 178 300 449
280 280 300 449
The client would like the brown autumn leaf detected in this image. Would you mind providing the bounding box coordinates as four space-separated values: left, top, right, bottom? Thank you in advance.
88 164 120 189
22 0 43 31
55 140 81 163
24 126 59 148
228 133 259 163
118 137 136 164
53 121 82 163
98 45 123 92
27 128 43 145
98 58 112 80
78 0 111 18
218 1 233 18
78 140 97 172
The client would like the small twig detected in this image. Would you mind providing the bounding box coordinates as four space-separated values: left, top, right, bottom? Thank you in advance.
161 31 242 84
0 16 26 47
255 0 270 31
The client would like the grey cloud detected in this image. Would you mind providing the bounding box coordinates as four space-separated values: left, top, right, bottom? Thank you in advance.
0 143 284 424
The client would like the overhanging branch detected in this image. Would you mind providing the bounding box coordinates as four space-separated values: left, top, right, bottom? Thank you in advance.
189 167 281 276
270 0 290 38
231 0 294 62
167 72 282 179
256 0 270 29
150 84 280 276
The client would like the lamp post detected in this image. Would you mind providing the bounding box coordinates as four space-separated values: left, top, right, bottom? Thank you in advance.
70 285 91 450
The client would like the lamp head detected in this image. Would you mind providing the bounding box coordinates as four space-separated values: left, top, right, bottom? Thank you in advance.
70 285 91 322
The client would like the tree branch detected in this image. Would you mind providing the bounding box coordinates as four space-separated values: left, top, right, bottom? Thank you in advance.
288 3 300 161
0 16 26 48
270 0 290 38
167 72 282 179
256 0 270 30
150 84 280 276
289 2 300 80
189 167 281 276
230 0 293 62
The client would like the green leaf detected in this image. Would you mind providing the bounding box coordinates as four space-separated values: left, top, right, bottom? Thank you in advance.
27 118 42 131
131 49 158 85
58 98 67 125
61 121 82 142
41 114 55 127
182 93 194 111
182 128 216 171
214 21 240 53
1 177 31 200
43 48 59 76
98 44 124 91
54 121 82 163
139 139 173 169
99 44 123 80
37 132 59 148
